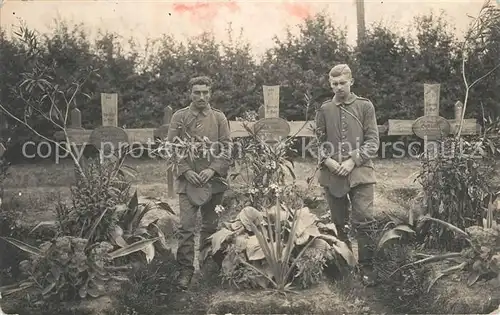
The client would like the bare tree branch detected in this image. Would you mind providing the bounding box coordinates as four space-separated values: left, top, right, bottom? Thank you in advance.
456 0 500 138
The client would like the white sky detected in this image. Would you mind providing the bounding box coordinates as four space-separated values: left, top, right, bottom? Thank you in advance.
0 0 491 59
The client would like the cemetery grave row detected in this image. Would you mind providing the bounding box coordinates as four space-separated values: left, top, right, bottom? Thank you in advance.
0 83 480 197
50 84 481 197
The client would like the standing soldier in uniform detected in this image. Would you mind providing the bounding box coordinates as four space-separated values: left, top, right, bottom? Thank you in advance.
314 64 380 286
166 76 232 290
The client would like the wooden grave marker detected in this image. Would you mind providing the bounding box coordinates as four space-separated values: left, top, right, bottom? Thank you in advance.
411 84 450 159
387 85 479 138
90 94 128 162
253 85 290 143
70 107 83 129
101 93 118 127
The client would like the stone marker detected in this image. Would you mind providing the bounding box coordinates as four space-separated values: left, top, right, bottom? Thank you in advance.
101 93 118 127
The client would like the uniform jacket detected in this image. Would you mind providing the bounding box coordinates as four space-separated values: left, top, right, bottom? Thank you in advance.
314 93 380 197
166 103 232 194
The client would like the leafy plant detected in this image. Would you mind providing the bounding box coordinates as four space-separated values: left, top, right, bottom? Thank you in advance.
54 154 134 243
375 207 500 292
108 191 176 264
227 93 312 210
207 199 356 292
417 136 496 250
0 235 159 301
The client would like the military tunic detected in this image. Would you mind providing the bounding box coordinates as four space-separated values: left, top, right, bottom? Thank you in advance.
314 92 380 197
166 103 232 194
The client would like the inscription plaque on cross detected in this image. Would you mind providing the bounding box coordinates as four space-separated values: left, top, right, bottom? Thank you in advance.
411 84 451 159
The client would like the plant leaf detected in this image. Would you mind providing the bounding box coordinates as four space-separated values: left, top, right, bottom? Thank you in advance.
0 237 44 256
418 216 470 240
151 223 168 250
156 202 176 215
141 243 155 264
467 271 481 286
246 235 266 261
238 206 264 231
29 221 56 234
0 281 34 296
294 207 316 237
317 222 338 236
376 229 404 251
109 225 128 247
41 282 56 296
331 240 357 267
208 228 234 255
108 237 159 260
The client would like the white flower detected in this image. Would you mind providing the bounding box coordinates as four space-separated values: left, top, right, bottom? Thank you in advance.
215 205 225 215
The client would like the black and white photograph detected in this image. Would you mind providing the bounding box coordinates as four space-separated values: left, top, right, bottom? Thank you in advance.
0 0 500 314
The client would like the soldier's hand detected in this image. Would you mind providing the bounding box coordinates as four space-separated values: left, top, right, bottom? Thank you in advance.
184 170 203 186
324 158 340 175
337 159 355 176
199 168 215 184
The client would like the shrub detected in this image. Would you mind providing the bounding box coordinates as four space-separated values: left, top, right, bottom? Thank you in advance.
207 201 355 291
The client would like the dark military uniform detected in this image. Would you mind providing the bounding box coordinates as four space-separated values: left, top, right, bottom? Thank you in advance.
166 103 232 273
314 92 379 266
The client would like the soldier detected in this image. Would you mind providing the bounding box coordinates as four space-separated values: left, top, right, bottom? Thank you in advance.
166 76 232 290
314 64 380 286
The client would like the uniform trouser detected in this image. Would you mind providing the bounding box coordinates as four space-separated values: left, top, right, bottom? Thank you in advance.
176 192 224 271
323 183 376 266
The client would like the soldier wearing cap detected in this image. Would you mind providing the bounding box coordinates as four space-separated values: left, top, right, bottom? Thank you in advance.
166 76 232 290
314 64 380 286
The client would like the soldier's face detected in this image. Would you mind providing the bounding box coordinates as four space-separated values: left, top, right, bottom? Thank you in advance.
191 84 211 107
329 74 353 96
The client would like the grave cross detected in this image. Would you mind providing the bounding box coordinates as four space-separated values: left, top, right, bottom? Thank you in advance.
387 83 479 156
253 85 290 143
89 93 129 163
411 84 451 158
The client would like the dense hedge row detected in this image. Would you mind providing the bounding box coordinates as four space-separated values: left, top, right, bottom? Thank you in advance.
0 12 499 161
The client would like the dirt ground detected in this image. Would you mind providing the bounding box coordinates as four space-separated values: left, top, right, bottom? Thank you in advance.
2 157 422 226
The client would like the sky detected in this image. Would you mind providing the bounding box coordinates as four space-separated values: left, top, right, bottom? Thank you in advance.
0 0 492 59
